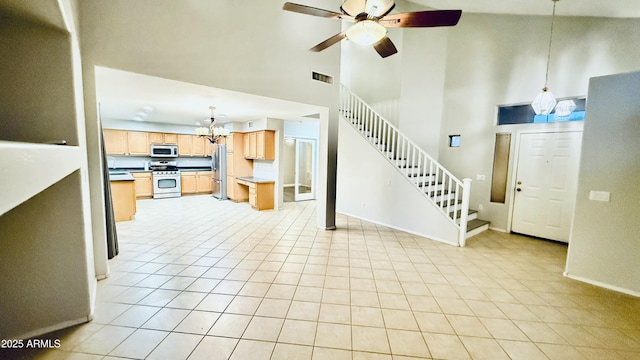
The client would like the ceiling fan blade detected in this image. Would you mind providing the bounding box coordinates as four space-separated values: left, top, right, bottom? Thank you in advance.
283 2 351 20
380 9 462 28
310 32 347 52
373 36 398 58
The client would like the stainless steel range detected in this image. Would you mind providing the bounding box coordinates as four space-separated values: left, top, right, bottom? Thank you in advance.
150 160 181 199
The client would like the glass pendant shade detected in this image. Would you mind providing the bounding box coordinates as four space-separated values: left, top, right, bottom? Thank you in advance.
531 88 557 115
346 20 387 46
555 99 577 117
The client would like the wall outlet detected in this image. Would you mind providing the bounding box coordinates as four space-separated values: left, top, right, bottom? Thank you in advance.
476 174 485 181
589 191 610 202
478 204 483 211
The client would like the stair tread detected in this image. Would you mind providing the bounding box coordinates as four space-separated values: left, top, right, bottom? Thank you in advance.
466 219 490 232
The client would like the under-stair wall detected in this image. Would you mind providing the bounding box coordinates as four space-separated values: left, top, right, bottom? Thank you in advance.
336 119 460 245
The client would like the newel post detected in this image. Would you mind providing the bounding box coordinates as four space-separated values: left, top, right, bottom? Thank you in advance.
458 178 472 247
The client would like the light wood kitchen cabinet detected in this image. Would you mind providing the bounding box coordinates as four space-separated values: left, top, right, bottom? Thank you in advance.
244 132 256 158
177 134 193 156
148 132 164 144
163 133 178 144
243 130 275 160
177 134 209 157
192 136 206 156
131 172 153 198
181 171 212 195
204 138 213 157
127 131 149 155
110 179 136 221
180 171 198 194
226 133 253 201
196 171 212 193
104 129 128 155
236 178 274 210
225 133 234 149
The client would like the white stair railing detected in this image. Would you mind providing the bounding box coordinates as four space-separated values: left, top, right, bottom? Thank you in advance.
340 84 471 246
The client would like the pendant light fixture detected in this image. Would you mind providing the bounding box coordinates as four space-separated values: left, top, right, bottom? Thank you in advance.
531 0 559 115
195 106 230 143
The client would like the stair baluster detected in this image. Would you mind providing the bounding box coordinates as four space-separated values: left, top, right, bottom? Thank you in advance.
340 84 483 246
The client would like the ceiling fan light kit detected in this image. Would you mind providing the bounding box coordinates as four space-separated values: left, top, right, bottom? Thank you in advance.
282 0 462 58
346 20 387 45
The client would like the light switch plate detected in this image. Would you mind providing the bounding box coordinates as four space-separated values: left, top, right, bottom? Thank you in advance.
589 191 610 202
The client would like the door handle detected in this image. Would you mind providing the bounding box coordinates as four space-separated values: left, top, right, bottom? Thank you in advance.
516 188 522 192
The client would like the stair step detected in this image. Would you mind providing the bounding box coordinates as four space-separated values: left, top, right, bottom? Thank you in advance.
466 219 490 239
450 209 478 222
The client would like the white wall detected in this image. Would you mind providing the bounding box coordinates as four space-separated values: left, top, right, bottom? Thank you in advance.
565 70 640 296
438 14 640 230
336 119 459 244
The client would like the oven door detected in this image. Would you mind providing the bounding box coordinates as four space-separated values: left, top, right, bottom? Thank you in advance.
152 173 181 198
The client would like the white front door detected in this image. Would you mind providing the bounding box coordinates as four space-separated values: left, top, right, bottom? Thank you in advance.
294 139 316 201
511 131 582 242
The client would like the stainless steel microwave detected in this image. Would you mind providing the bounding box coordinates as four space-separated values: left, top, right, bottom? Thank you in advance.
150 143 178 158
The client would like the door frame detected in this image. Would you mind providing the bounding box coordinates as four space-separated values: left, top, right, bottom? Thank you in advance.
506 127 583 234
294 137 317 202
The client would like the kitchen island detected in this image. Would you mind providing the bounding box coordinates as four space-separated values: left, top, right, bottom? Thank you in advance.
109 172 136 221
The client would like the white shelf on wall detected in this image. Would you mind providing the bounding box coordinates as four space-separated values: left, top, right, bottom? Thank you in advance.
0 141 82 217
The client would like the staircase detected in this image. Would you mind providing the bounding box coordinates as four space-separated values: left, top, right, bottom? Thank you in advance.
339 85 489 246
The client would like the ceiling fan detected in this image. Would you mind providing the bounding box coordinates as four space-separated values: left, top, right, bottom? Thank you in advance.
282 0 462 58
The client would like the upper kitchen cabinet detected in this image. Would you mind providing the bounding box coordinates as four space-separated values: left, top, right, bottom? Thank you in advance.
178 134 193 156
127 131 149 155
244 130 275 160
148 132 164 144
104 129 149 156
103 129 127 155
163 133 178 144
178 134 209 157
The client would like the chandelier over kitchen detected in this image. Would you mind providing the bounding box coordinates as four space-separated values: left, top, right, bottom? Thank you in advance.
531 0 559 115
196 106 230 143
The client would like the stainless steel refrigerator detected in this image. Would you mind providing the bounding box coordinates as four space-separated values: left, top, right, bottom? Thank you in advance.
211 144 228 200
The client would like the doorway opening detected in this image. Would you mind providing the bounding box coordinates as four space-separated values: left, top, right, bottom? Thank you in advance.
283 137 317 202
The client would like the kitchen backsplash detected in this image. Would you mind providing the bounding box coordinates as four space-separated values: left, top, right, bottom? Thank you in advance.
108 155 211 169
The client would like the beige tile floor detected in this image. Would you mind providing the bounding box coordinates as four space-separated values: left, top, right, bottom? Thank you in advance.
4 195 640 359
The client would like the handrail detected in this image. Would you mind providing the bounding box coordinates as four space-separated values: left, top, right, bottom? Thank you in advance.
340 84 471 246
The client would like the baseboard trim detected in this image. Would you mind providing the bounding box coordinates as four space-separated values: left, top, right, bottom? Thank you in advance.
15 316 91 340
336 211 458 247
488 226 508 233
563 272 640 298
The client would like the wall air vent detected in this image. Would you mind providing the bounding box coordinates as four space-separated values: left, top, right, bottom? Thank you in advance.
312 71 333 84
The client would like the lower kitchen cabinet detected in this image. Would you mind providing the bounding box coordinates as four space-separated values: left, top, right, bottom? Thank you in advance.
131 171 152 198
181 170 212 195
197 171 212 193
110 179 136 221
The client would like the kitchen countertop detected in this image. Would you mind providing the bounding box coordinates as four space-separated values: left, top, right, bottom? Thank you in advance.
108 171 135 181
236 176 275 184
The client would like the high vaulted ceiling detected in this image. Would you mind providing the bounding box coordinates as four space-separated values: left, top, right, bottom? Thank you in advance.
94 1 640 127
407 0 640 18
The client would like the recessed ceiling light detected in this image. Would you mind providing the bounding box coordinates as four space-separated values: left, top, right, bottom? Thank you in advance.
133 116 144 121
